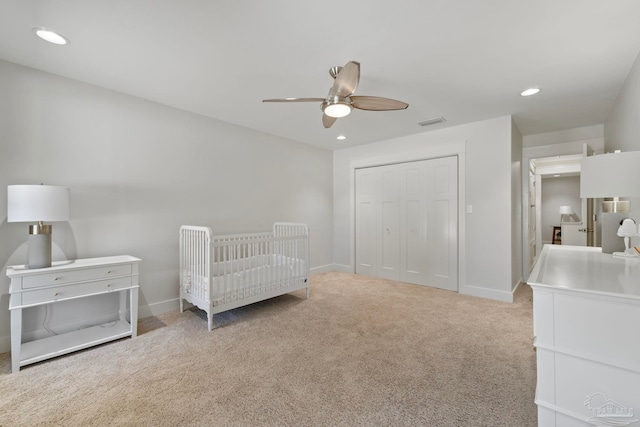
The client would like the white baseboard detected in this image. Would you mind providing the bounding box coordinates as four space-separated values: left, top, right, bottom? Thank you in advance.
138 298 180 319
512 277 524 293
310 264 352 274
329 264 352 273
460 284 515 303
309 264 334 274
0 335 9 354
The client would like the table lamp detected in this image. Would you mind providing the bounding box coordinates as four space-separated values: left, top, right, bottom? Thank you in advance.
559 205 579 223
7 185 70 268
615 218 639 258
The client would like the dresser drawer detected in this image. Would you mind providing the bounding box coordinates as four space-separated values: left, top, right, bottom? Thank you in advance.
21 276 133 306
21 264 133 289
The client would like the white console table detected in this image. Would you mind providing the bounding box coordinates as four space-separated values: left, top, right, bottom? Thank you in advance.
528 245 640 426
6 255 141 373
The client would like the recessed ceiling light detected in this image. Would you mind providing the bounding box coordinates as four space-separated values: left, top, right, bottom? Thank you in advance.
336 135 346 140
553 174 561 177
33 27 69 45
520 87 541 97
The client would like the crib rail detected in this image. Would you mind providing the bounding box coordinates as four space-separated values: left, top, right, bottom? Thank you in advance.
179 225 211 303
179 223 309 331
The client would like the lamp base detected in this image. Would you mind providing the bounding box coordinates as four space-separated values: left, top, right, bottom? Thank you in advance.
27 224 52 269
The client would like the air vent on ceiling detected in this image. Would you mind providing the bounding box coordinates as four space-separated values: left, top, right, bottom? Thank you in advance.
418 116 446 127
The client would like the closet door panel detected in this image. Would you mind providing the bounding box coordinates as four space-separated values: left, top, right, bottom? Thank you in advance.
401 163 428 285
379 169 400 280
355 156 457 290
428 199 451 288
404 200 422 274
425 158 458 291
355 169 377 276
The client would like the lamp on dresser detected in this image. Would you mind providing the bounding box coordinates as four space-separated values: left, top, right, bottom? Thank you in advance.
7 184 70 269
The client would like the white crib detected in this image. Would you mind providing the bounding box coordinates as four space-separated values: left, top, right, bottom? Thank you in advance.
179 223 309 331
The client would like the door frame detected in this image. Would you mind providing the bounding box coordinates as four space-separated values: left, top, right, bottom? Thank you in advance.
349 142 466 293
521 138 603 282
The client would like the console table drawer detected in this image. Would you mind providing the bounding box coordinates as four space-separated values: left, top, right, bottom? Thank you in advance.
21 264 132 289
21 276 133 306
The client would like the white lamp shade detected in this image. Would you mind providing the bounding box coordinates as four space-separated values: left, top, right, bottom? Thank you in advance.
580 151 640 198
559 205 574 215
618 218 638 236
7 185 70 222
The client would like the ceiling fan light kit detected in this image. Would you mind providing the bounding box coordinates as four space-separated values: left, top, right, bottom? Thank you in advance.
263 61 408 128
323 100 352 118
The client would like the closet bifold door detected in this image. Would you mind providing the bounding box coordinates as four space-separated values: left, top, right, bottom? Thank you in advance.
399 161 428 286
355 156 458 292
355 167 380 277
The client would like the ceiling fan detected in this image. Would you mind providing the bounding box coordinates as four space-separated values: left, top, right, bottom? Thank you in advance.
263 61 409 128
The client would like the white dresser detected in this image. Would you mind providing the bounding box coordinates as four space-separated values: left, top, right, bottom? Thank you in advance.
528 245 640 426
6 255 141 373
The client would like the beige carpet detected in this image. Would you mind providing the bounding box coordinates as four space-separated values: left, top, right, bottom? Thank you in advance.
0 272 537 426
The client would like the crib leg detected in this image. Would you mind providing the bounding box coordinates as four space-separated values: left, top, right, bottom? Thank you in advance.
179 297 184 313
208 312 213 332
306 285 310 299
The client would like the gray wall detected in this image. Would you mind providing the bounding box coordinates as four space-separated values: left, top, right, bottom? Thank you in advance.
333 116 521 302
605 49 640 235
540 176 581 244
0 60 334 349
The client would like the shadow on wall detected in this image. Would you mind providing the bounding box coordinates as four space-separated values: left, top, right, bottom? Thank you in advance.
0 219 77 296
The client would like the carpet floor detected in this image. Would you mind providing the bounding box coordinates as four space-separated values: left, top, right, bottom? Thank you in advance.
0 272 537 426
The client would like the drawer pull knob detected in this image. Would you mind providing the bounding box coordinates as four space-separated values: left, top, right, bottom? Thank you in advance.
54 292 60 297
54 277 61 281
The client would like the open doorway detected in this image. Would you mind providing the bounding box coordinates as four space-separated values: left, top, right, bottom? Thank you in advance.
525 150 598 274
521 133 604 282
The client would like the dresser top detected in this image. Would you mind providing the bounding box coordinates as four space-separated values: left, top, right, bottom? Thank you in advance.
528 245 640 299
6 255 142 277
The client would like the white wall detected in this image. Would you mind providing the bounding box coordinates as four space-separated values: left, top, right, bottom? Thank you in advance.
540 176 581 244
605 49 640 226
333 116 519 302
523 125 604 148
0 60 334 350
605 51 640 153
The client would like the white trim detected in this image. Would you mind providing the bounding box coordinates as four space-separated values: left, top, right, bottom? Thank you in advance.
460 284 515 303
348 142 466 294
0 335 10 353
329 264 353 273
512 278 524 294
138 299 178 318
309 264 335 274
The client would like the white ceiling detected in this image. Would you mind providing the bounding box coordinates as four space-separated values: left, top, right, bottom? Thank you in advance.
2 1 640 150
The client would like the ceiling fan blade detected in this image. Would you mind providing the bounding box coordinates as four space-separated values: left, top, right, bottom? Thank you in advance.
263 98 325 102
332 61 360 97
322 114 337 128
350 96 409 111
